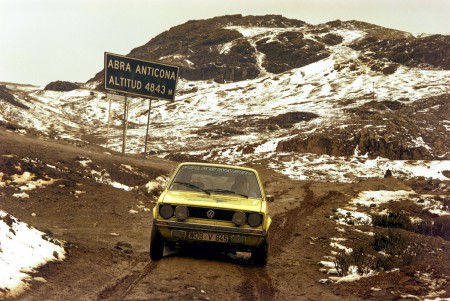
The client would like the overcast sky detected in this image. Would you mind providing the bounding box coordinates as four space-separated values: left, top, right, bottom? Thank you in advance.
1 0 449 86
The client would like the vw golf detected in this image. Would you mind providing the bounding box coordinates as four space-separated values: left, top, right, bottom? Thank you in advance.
150 162 272 266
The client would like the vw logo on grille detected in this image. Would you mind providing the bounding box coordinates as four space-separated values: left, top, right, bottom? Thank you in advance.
206 210 215 219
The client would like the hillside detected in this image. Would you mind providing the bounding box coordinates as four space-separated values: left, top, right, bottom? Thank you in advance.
1 15 449 180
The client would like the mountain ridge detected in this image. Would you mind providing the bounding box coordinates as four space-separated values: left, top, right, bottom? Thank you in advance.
88 15 449 86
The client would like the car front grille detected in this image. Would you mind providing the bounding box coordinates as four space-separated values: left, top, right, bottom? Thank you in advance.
163 204 262 222
160 204 263 226
187 206 234 221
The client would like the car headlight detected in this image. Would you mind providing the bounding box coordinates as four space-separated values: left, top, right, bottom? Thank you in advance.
159 204 174 219
174 205 189 221
232 211 247 226
248 213 262 227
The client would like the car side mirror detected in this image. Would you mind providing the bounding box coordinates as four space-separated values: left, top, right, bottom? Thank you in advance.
266 195 275 202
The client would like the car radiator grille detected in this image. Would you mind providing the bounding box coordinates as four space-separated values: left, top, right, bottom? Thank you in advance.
186 206 234 222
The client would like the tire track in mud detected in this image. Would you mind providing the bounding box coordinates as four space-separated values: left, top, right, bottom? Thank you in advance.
239 267 276 301
237 183 315 301
270 182 315 254
97 260 158 301
270 183 345 254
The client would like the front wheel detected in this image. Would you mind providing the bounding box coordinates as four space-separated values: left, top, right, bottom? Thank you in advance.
252 234 269 267
150 226 164 261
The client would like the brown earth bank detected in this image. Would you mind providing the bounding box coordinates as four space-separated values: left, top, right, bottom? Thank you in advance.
0 128 449 301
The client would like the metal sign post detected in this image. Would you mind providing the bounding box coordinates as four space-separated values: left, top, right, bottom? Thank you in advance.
144 98 153 154
106 97 112 149
106 93 126 152
122 96 129 155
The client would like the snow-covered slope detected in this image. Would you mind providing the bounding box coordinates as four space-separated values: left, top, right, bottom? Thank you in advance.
1 21 449 182
0 210 65 298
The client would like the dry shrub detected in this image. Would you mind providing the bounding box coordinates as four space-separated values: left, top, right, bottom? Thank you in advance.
334 245 377 276
334 251 352 276
372 229 408 255
372 211 414 230
372 211 450 241
415 216 450 241
333 230 420 276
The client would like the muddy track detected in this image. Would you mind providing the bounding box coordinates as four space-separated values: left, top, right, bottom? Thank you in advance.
270 182 315 254
233 182 316 301
98 261 159 301
97 176 310 301
239 267 276 301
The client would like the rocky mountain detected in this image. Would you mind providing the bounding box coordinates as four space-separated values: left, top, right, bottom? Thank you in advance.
89 15 449 84
1 15 449 182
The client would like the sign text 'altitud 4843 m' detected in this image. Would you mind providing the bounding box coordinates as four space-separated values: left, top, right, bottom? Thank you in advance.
104 52 179 101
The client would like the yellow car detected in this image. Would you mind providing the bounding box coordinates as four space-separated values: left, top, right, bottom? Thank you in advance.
150 162 273 266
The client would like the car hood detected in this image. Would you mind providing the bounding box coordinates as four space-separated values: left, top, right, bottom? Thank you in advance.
160 190 264 213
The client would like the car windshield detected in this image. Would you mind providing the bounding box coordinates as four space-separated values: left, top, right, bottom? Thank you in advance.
169 165 263 198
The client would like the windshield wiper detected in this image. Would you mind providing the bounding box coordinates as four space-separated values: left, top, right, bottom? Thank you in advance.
206 189 248 198
172 181 210 195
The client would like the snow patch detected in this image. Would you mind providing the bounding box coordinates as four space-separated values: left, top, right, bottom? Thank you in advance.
0 211 65 298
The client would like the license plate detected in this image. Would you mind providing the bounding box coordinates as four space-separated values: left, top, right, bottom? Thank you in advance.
188 231 229 243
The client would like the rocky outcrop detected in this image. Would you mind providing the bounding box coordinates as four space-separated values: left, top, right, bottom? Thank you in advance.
266 111 319 129
276 94 450 160
0 85 29 109
0 85 17 103
44 81 80 92
276 133 356 157
195 111 320 139
275 131 432 160
350 34 450 70
256 31 330 73
354 129 430 160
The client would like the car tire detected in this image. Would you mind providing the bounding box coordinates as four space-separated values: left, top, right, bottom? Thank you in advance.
252 234 269 267
150 226 164 261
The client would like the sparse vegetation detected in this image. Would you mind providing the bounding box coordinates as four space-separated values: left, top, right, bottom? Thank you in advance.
331 207 448 279
372 211 414 230
334 229 420 276
372 210 450 241
415 217 450 241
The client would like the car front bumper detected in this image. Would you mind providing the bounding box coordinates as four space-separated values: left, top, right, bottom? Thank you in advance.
153 219 266 247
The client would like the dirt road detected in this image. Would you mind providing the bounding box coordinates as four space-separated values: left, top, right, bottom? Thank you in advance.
1 129 449 300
